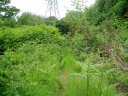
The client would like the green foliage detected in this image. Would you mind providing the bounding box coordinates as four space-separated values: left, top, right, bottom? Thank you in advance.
84 0 128 24
0 41 122 96
56 20 70 34
62 3 128 94
65 54 119 96
0 19 4 26
0 0 19 28
0 0 20 19
3 18 18 28
0 38 77 96
0 18 18 28
18 12 45 26
0 24 64 54
44 16 58 25
113 0 128 18
71 0 87 11
62 11 83 35
0 43 60 96
0 0 128 95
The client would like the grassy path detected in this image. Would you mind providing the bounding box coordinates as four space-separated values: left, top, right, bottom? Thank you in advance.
59 70 68 96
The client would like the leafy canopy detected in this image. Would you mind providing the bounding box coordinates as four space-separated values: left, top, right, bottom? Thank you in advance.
0 0 20 19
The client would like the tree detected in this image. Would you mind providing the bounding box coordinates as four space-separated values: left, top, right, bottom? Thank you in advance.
62 10 85 36
71 0 88 11
44 16 58 25
18 12 45 25
94 0 128 19
84 0 128 25
0 0 20 19
56 20 69 34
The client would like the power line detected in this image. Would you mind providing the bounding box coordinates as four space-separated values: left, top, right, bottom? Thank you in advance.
45 0 60 18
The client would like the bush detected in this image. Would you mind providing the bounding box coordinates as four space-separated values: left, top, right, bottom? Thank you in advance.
44 16 58 25
0 43 60 96
18 12 45 26
56 20 70 34
0 24 64 54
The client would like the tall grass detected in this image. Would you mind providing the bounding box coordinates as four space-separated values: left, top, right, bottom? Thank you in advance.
65 54 119 96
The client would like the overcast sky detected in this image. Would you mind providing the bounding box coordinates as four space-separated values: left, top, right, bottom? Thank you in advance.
11 0 95 18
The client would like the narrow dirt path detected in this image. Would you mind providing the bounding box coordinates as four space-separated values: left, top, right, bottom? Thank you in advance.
59 70 68 96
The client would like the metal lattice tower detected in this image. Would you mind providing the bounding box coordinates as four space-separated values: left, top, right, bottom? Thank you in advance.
45 0 60 18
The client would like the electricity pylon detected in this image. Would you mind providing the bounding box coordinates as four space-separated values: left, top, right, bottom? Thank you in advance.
45 0 60 18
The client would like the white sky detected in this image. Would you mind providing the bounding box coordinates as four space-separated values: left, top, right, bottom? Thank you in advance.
11 0 95 18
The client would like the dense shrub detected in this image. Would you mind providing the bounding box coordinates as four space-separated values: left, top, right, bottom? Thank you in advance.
44 16 58 25
84 0 128 25
0 24 64 54
18 12 45 26
62 11 84 35
56 20 70 34
0 43 59 96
